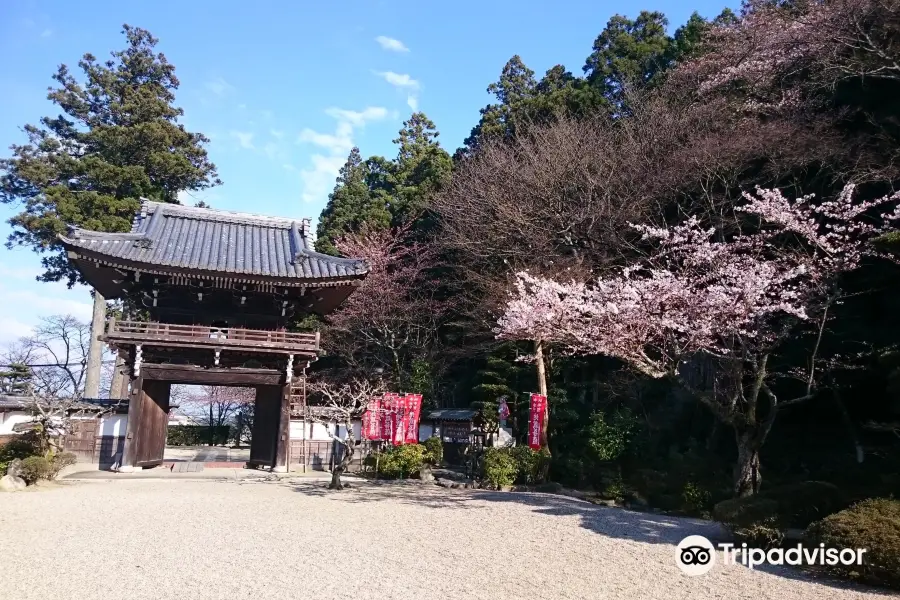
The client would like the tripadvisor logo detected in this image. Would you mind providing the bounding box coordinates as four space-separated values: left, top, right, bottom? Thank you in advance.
675 535 867 575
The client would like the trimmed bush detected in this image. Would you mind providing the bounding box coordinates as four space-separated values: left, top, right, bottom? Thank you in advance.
483 448 517 488
423 437 443 466
49 452 78 478
713 481 846 546
758 481 845 529
805 498 900 589
0 435 40 475
714 495 783 547
167 425 231 446
19 456 52 485
373 444 427 479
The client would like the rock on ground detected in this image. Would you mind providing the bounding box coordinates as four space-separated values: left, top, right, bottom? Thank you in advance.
0 473 26 492
0 479 886 600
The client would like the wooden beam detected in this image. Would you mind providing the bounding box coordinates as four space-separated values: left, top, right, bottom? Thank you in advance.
141 364 285 386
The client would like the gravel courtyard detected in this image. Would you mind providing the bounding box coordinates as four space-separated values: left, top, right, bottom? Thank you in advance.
0 478 886 600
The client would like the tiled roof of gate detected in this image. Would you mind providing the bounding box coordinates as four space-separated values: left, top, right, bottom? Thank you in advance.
60 200 368 281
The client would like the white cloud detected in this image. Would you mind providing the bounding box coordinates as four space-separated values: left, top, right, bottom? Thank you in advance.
0 264 40 280
375 35 409 53
323 106 389 127
298 122 354 155
40 28 53 38
0 317 35 345
296 105 390 204
270 129 285 139
374 71 420 90
407 95 419 111
229 130 255 150
300 155 348 204
205 77 234 97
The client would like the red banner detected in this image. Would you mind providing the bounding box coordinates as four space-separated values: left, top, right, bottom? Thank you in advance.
393 394 408 445
381 393 401 444
362 397 383 440
361 393 424 445
528 393 547 450
404 394 423 444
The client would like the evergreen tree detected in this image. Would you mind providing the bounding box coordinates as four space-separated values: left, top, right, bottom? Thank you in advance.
0 25 220 286
0 363 33 395
583 11 674 107
386 112 452 227
316 147 390 256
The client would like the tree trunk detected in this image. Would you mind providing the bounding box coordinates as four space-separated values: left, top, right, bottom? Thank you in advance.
734 429 762 497
329 441 354 490
535 339 550 450
84 291 106 398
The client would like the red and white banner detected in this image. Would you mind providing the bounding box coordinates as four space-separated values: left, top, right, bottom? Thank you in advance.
361 393 424 445
528 393 547 450
403 394 423 444
362 397 383 440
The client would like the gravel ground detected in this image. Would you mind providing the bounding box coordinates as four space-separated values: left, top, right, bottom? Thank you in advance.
0 479 888 600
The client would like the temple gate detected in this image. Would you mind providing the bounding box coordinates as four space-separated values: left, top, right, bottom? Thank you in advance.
59 200 368 471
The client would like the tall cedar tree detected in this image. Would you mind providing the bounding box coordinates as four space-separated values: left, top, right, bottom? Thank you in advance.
316 147 391 256
318 112 451 253
0 25 220 286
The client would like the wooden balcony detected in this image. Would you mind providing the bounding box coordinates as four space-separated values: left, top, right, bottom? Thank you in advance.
103 319 320 355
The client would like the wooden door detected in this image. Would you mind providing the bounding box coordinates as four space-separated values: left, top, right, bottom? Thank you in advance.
65 418 98 461
135 380 170 467
249 386 278 467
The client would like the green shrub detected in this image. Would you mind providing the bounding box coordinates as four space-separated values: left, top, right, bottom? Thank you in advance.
423 437 443 466
373 444 427 479
483 448 517 488
714 495 783 547
758 481 845 529
804 498 900 589
19 456 52 485
713 481 846 547
509 446 550 484
681 481 713 516
167 425 231 446
587 408 641 462
0 435 40 474
49 452 78 478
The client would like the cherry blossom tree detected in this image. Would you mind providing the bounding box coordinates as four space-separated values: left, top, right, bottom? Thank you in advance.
306 376 386 490
497 183 900 496
328 227 446 391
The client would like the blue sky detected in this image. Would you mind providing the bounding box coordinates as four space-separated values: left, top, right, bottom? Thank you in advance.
0 0 732 344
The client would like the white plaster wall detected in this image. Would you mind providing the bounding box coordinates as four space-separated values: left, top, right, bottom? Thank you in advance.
0 412 35 435
99 414 128 437
290 419 362 440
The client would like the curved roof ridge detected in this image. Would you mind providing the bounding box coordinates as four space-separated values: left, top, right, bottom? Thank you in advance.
139 199 310 229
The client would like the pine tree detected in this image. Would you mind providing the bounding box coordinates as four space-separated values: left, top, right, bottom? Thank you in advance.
0 25 220 286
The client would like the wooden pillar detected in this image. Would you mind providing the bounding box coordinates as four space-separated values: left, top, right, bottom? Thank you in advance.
119 375 144 471
84 291 107 398
273 380 291 473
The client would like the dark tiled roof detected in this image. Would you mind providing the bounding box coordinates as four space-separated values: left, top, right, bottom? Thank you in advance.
425 409 477 421
60 200 367 281
0 396 128 411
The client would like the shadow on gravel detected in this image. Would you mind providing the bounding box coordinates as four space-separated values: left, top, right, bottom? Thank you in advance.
287 480 892 596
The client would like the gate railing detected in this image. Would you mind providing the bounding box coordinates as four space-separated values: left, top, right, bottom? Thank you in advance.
104 319 320 353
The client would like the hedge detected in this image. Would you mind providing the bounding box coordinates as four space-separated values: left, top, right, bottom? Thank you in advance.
167 425 231 446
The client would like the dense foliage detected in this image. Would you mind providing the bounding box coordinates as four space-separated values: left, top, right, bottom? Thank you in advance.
805 498 900 589
0 24 220 285
313 0 900 529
